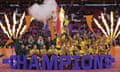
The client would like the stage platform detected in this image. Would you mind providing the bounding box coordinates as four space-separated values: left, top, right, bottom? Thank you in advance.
0 47 120 72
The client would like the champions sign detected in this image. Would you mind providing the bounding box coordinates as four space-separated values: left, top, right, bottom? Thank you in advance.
3 55 115 70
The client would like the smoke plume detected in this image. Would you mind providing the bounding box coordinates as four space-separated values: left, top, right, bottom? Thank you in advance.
28 0 58 25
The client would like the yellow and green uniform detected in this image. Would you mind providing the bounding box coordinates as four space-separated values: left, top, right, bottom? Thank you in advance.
63 40 71 47
88 47 93 55
40 49 47 55
48 48 58 55
74 50 80 55
95 40 99 46
99 48 109 55
29 49 40 55
104 48 109 54
105 39 110 47
28 49 40 60
79 49 85 56
68 46 74 56
74 40 79 46
93 47 99 54
87 39 91 45
99 49 105 55
80 40 87 49
56 49 63 55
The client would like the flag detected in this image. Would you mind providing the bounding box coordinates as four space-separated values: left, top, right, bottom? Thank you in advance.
85 15 94 33
19 16 32 37
45 24 49 31
56 14 61 33
48 19 55 40
59 7 65 33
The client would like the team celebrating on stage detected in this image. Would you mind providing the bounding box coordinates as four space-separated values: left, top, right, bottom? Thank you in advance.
13 26 112 59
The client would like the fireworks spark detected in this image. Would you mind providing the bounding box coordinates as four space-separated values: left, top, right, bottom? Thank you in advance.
4 14 12 36
113 17 120 38
93 18 108 37
12 12 17 36
110 11 114 38
93 11 120 40
101 13 110 35
0 12 29 39
20 25 26 35
16 12 25 38
115 31 120 39
0 22 10 39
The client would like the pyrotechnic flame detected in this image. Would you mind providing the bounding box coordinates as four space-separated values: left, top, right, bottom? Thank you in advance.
20 25 26 36
0 12 30 40
110 11 114 38
16 12 25 38
115 31 120 39
4 14 12 36
93 18 108 37
93 11 120 40
0 22 10 39
101 13 110 35
113 18 120 38
12 12 17 36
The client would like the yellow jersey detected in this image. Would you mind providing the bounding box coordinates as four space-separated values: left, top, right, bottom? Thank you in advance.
30 49 40 55
48 48 58 55
79 50 85 56
80 40 87 48
40 49 47 55
56 37 61 48
88 47 93 55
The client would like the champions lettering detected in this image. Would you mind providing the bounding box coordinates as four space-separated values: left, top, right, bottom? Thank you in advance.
8 55 114 70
